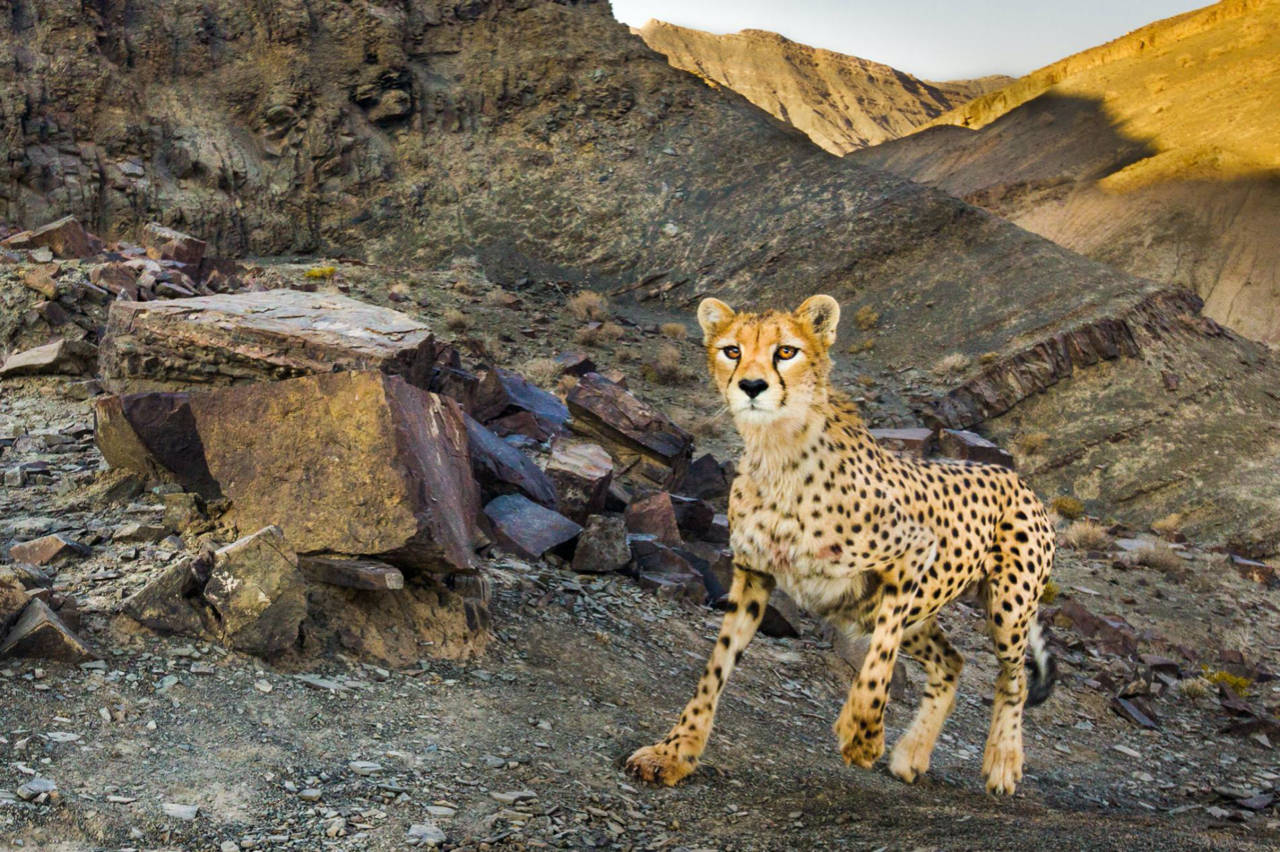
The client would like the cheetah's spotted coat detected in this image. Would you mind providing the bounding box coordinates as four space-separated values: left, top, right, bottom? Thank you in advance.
626 295 1056 795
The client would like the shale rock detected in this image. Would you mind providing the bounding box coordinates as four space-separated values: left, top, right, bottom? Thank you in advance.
189 372 480 573
0 599 95 662
140 222 207 267
298 556 405 591
567 373 692 488
0 567 30 634
1 339 97 377
625 492 683 546
122 555 211 638
464 415 558 508
203 526 307 657
93 392 221 497
570 515 631 574
483 494 581 561
545 438 613 524
1 216 95 259
870 427 936 458
99 290 440 393
938 429 1015 469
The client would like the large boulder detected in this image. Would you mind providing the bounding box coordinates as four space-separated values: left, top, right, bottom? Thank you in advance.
188 371 480 573
98 290 441 393
93 392 221 497
0 216 95 259
140 222 207 267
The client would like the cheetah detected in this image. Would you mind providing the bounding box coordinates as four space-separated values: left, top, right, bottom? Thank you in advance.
626 295 1056 796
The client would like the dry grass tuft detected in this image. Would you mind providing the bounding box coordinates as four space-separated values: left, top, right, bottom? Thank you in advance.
1151 512 1184 539
520 357 560 388
568 290 609 321
852 305 880 331
1050 495 1086 520
443 308 470 332
1060 519 1111 551
979 351 1001 365
575 321 625 347
304 266 337 280
659 322 689 340
669 406 723 438
846 337 876 354
933 352 971 377
1178 677 1210 699
648 344 686 384
1017 432 1051 456
1132 542 1185 573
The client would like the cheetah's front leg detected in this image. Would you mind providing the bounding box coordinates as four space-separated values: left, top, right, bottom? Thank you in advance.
834 528 933 769
626 566 773 786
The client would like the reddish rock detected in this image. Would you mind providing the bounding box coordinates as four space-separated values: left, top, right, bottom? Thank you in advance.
624 491 682 546
629 534 693 576
555 351 597 377
93 392 221 497
1 216 94 259
679 452 729 500
299 556 405 591
636 570 705 603
670 494 715 540
464 415 558 509
546 438 613 523
431 365 481 414
566 372 692 488
99 290 441 394
483 494 582 560
90 262 140 300
0 599 95 662
473 368 569 437
140 222 207 267
871 427 936 458
938 429 1015 469
8 534 88 566
488 410 557 443
189 372 480 574
22 263 59 298
570 515 631 574
0 339 97 377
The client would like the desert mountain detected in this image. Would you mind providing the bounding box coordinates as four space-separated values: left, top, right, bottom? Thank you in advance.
2 0 1279 553
854 0 1280 344
634 19 1009 155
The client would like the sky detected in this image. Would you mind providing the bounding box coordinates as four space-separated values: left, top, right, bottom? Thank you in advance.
611 0 1210 80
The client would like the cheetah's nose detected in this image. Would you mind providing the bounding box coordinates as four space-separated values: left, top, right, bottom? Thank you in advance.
738 378 769 399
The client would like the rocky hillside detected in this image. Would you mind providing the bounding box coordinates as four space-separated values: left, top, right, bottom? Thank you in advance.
2 0 1279 554
854 0 1280 344
634 20 1008 155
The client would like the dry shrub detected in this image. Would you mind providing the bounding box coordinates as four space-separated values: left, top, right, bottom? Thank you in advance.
1017 432 1050 456
520 357 560 388
443 308 470 332
1132 543 1185 573
847 337 875 354
1050 495 1085 520
853 305 879 331
304 265 337 280
979 351 1000 365
1201 665 1251 696
1060 519 1111 551
568 290 609 321
648 344 685 384
1151 512 1183 539
574 321 625 347
484 288 518 308
856 374 876 388
1178 677 1210 699
933 352 971 377
1040 579 1059 605
660 322 688 340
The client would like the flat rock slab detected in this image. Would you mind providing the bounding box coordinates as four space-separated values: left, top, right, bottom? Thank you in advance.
465 415 557 508
299 556 405 591
483 494 581 560
8 533 88 566
99 290 440 393
871 427 936 458
203 526 307 657
546 438 612 524
0 599 95 662
1 339 97 377
567 372 692 488
1 216 95 258
190 371 479 573
938 428 1014 469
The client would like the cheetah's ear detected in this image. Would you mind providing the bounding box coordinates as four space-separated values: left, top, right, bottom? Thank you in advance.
697 298 735 341
795 294 840 348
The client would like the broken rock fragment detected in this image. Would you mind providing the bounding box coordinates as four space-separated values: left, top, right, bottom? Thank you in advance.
625 491 683 546
464 415 558 509
0 216 95 259
0 339 97 377
0 599 95 662
203 526 307 657
190 371 479 573
570 515 631 574
140 222 207 267
8 534 88 566
567 372 692 488
99 290 441 393
483 494 581 560
122 555 211 638
871 427 936 459
546 438 613 524
938 429 1014 469
299 556 405 591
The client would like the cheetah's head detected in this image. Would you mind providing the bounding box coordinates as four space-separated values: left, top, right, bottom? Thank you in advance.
696 294 839 432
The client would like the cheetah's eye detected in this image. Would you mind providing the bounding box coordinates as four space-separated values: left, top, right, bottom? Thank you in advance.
776 345 798 360
721 345 740 360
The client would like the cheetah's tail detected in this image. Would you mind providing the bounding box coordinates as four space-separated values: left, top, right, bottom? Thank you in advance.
1025 618 1057 707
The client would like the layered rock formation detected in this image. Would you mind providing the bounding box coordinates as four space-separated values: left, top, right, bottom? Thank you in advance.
633 20 1008 155
855 0 1280 344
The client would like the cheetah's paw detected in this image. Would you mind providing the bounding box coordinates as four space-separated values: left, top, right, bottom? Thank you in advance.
889 733 932 783
834 714 884 769
626 742 697 786
982 742 1024 796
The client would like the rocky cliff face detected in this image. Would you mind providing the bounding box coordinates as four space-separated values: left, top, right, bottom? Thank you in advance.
854 0 1280 344
3 0 1279 553
634 20 1007 155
